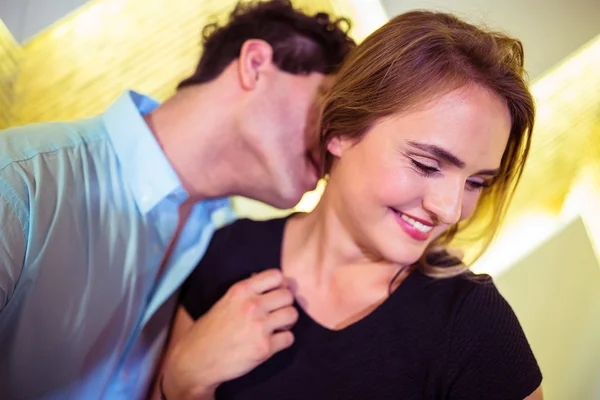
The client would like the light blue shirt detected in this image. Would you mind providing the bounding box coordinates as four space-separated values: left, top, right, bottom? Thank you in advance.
0 91 235 399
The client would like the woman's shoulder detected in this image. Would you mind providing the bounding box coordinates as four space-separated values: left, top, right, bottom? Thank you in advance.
180 215 290 319
408 268 497 308
435 271 542 399
208 215 289 252
441 271 516 329
198 215 289 275
416 270 521 335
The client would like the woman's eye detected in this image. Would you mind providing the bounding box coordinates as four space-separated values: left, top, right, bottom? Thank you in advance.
411 160 439 177
466 180 489 190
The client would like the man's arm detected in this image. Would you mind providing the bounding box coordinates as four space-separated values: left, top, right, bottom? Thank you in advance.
0 192 26 311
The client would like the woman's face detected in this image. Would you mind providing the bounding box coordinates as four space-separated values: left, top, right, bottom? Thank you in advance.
326 84 511 266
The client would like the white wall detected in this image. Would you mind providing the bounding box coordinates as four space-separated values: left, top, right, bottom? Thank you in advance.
381 0 600 79
495 216 600 399
0 0 91 43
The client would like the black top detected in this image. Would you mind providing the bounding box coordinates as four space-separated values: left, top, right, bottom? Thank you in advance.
181 217 542 400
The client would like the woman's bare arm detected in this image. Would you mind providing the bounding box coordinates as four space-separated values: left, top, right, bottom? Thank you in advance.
149 306 195 399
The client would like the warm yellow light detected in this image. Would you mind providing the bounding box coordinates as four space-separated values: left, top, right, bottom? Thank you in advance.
295 179 326 212
471 212 561 276
341 0 388 41
561 166 600 261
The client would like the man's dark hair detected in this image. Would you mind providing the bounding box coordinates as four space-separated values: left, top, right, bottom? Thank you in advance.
178 0 355 88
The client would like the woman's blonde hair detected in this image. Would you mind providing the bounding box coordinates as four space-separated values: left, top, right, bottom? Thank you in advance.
319 11 535 278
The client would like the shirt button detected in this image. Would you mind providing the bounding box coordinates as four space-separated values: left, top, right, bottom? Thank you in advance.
152 244 160 253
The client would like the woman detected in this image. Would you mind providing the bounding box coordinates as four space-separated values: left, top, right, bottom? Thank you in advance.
160 10 542 400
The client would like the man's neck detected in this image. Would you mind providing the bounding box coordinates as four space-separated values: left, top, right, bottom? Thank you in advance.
145 84 261 201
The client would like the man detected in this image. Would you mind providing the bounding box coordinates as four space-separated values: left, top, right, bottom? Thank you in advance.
0 1 354 398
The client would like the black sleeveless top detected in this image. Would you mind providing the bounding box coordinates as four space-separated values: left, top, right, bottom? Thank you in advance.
181 217 542 400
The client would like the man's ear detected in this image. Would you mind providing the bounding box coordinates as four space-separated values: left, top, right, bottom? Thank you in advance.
238 39 274 91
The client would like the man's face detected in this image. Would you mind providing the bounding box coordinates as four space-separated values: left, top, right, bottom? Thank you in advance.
244 70 333 209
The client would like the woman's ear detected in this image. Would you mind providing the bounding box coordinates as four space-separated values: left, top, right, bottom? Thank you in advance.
326 135 345 157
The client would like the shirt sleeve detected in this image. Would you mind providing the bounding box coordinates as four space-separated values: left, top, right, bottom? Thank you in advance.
446 279 542 400
0 191 26 311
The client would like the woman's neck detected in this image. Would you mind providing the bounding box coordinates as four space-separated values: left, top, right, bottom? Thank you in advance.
285 188 401 280
281 188 412 330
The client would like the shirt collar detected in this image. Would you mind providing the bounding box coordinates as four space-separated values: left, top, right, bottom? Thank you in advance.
103 90 183 214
